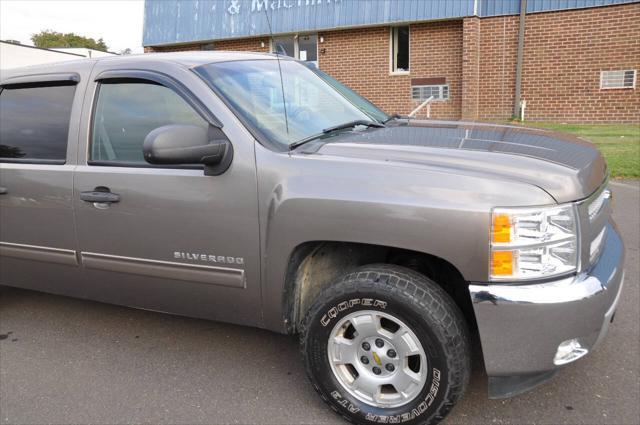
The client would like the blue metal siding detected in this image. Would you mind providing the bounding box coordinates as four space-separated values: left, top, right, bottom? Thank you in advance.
143 0 638 46
526 0 635 13
479 0 636 16
143 0 476 46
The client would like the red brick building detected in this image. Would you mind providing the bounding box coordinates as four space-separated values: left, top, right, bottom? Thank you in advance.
144 0 639 123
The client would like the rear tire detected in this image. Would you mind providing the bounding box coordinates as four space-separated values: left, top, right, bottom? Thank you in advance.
301 264 470 425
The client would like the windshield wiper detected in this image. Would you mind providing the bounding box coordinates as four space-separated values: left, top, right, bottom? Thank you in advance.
383 114 410 124
289 120 384 151
322 119 385 134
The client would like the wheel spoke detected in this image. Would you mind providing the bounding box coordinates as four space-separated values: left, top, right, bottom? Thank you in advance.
351 373 380 399
350 313 380 337
394 368 423 397
393 330 421 356
330 336 358 364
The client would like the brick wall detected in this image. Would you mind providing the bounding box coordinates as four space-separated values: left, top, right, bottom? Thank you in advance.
145 3 639 123
476 15 520 121
145 36 270 53
462 17 481 120
318 21 463 120
144 44 201 53
476 2 640 123
519 3 639 123
214 37 271 52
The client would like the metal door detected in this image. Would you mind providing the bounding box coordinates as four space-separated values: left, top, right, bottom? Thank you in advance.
72 61 262 326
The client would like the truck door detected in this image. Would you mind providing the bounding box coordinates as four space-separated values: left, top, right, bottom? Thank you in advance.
72 63 262 327
0 71 85 296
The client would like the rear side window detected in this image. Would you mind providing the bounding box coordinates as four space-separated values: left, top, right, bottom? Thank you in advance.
0 84 75 162
91 81 208 164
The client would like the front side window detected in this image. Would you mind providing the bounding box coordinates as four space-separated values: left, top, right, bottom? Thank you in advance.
0 83 75 162
91 81 208 164
391 26 410 73
195 60 372 150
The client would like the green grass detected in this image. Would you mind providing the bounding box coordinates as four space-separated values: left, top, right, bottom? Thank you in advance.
514 122 640 178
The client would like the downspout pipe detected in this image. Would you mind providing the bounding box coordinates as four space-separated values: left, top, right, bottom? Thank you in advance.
513 0 527 119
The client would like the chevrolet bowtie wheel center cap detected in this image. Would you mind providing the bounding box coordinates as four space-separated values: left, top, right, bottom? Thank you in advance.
327 310 428 408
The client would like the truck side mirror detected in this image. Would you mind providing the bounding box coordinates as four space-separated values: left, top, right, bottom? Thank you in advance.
143 124 233 176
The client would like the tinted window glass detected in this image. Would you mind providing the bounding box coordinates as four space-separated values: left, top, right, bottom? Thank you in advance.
91 82 208 164
0 84 75 162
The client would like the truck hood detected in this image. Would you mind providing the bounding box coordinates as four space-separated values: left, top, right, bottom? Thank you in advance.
306 121 606 203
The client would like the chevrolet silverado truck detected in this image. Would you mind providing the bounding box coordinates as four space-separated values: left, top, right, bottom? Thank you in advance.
0 52 625 425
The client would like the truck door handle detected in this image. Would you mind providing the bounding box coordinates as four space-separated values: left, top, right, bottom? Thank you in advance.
0 187 7 195
80 188 120 204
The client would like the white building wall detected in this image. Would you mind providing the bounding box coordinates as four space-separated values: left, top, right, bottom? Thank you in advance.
0 42 85 71
52 48 117 58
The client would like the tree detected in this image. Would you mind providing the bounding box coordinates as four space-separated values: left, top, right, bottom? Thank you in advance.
31 30 108 51
119 48 132 55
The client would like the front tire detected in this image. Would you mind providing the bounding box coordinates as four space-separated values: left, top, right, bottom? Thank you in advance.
301 264 470 425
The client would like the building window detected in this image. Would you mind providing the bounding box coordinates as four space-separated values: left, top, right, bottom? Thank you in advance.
272 36 295 57
412 85 449 101
298 34 318 63
391 26 410 73
600 70 636 89
271 34 318 67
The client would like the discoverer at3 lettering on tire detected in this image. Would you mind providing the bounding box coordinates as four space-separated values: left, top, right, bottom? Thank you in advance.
301 265 471 425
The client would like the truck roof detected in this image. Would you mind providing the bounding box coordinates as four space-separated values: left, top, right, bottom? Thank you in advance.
0 51 281 80
93 51 280 67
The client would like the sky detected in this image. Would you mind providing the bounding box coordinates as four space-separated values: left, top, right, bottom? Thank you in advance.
0 0 145 53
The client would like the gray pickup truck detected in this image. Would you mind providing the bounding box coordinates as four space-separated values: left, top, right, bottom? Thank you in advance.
0 52 625 425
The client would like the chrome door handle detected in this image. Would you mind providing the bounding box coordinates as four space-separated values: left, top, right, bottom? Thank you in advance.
80 188 120 203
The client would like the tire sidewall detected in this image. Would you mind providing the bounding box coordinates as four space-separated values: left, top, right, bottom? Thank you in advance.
305 289 451 425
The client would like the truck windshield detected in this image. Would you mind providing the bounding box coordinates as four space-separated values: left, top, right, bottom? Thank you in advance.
304 64 389 124
194 59 379 150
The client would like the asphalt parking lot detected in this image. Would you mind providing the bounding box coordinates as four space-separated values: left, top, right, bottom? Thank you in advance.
1 180 638 425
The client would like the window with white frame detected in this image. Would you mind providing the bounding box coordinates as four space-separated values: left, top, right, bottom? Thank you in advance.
600 70 636 89
391 26 410 73
412 85 449 101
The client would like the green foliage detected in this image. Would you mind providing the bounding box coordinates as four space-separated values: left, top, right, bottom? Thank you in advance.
31 30 108 51
522 122 640 178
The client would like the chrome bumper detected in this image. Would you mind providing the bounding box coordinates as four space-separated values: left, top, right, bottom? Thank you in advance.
469 222 625 398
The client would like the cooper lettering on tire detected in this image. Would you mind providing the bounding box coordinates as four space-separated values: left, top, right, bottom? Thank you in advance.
301 264 470 425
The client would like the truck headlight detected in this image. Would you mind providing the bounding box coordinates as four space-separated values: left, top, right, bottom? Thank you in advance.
490 204 578 281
